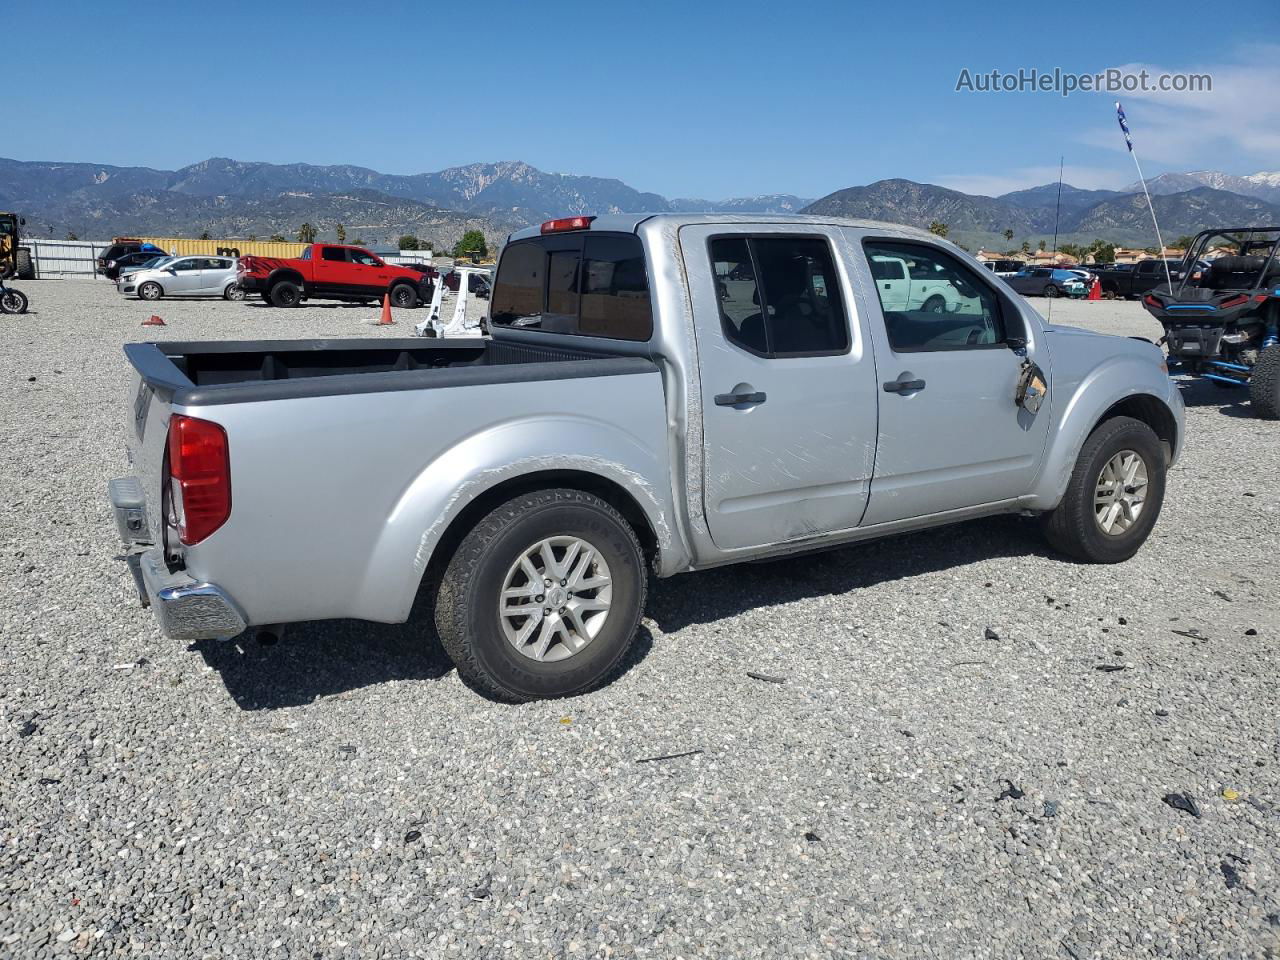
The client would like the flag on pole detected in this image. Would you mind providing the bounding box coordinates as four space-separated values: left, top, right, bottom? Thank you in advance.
1116 102 1133 152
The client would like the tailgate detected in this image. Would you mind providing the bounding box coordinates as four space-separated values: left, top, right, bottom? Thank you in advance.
121 344 188 549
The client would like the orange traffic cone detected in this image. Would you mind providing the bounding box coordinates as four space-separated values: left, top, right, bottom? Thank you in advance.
141 314 166 326
1087 278 1101 301
376 292 394 325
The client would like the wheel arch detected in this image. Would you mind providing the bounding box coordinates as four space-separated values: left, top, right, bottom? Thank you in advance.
1028 353 1183 510
267 267 305 289
423 469 661 590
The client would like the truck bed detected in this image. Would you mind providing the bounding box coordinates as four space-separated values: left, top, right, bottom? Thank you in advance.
125 338 654 406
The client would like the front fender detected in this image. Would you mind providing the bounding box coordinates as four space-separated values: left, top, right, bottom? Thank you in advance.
1027 351 1183 509
354 415 679 623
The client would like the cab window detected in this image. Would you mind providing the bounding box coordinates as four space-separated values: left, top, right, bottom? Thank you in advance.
863 240 1010 352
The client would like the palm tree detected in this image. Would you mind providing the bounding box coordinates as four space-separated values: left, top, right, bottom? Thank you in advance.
1003 228 1014 247
296 222 318 244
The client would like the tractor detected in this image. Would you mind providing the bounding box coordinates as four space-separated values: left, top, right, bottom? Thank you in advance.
0 212 35 280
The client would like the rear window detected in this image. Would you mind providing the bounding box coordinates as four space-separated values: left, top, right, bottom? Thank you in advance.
490 233 653 341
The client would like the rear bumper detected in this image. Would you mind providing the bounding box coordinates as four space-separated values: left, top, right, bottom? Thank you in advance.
237 275 266 293
110 477 247 640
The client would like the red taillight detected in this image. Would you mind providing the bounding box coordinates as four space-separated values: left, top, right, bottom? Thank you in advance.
167 415 231 545
1219 294 1250 308
540 215 595 234
1143 295 1160 308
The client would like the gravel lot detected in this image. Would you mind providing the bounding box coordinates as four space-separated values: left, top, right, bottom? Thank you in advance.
2 281 1278 959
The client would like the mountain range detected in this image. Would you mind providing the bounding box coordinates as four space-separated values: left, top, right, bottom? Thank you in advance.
2 155 1277 252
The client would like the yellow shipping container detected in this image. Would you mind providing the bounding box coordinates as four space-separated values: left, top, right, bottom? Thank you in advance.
116 236 310 259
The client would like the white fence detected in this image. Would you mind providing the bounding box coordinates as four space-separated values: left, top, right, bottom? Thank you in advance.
23 239 111 279
21 241 435 280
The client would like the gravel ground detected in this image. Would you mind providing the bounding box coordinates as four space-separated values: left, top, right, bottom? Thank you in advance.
2 281 1278 959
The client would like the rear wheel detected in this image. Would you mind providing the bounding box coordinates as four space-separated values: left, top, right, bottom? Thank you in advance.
1043 284 1059 298
0 287 29 314
1041 416 1166 563
434 489 647 702
269 280 301 307
1250 346 1280 419
922 295 946 313
390 284 418 309
223 282 246 301
138 281 163 301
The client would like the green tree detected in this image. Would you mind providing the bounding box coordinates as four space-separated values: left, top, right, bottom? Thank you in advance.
398 234 420 250
352 236 366 246
418 239 437 254
269 233 286 243
335 223 347 244
199 230 211 241
1090 240 1116 263
1172 234 1195 251
1038 239 1047 252
1003 228 1015 246
1020 240 1031 254
296 222 318 244
452 229 488 259
927 221 949 239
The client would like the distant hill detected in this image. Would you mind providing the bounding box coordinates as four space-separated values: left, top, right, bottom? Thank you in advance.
1123 170 1280 203
803 177 1280 250
6 154 1280 253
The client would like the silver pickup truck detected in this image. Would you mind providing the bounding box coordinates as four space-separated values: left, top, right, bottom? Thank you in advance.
111 214 1184 701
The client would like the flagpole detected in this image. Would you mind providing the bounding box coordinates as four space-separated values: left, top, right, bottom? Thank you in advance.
1116 102 1173 292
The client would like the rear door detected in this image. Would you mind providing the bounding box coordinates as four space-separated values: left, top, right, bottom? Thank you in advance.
854 235 1051 525
679 225 879 551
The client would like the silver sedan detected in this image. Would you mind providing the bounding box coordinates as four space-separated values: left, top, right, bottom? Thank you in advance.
118 256 245 301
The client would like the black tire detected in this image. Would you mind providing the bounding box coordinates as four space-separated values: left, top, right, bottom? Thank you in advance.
434 489 647 702
390 283 418 309
1043 284 1059 298
15 249 34 281
922 295 946 313
269 280 301 308
1 287 29 314
1041 416 1166 563
1250 346 1280 419
138 281 163 301
223 282 246 301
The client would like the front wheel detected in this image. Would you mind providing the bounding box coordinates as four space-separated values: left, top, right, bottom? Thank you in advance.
1250 346 1280 419
1041 416 1166 563
0 287 29 314
138 281 163 301
434 489 647 702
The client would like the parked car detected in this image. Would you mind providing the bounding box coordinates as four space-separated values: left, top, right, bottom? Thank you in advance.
869 254 978 312
1005 267 1086 298
1094 259 1181 298
99 246 169 281
981 258 1025 277
119 256 243 301
237 244 433 308
118 255 174 280
111 213 1182 702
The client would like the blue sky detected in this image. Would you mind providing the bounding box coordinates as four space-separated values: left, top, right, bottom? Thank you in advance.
9 0 1279 199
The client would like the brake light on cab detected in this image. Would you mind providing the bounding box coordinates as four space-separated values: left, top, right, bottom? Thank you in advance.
540 215 595 234
167 415 231 545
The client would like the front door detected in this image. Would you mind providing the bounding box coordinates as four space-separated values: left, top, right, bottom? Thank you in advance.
679 225 880 551
855 236 1052 525
165 258 204 294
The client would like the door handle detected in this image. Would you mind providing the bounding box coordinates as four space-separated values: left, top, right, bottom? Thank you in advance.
882 378 926 394
715 390 767 406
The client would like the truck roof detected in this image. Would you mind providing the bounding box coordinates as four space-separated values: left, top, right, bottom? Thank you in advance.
506 213 938 244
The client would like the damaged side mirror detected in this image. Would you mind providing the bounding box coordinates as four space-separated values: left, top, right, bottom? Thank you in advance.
1015 359 1047 414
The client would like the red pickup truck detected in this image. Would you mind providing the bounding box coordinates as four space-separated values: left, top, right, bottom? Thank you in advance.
237 244 435 308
